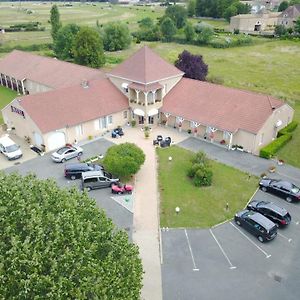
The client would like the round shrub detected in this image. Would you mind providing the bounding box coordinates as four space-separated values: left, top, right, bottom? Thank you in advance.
193 166 213 187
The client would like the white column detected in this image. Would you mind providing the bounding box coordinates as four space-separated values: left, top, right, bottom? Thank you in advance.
10 77 14 91
4 75 8 87
144 92 148 107
21 80 25 95
228 133 233 150
0 74 3 86
135 90 140 104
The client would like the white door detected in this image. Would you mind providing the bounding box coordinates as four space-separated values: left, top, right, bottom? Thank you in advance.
47 132 66 151
33 132 43 147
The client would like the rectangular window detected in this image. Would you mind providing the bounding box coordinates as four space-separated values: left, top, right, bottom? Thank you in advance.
76 124 83 136
259 133 264 145
107 115 113 125
123 111 128 119
99 117 107 129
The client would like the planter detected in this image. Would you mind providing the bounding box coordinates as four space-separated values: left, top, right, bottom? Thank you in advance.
277 160 284 166
268 166 276 173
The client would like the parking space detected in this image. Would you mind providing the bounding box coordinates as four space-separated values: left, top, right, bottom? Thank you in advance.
3 138 133 236
162 189 300 300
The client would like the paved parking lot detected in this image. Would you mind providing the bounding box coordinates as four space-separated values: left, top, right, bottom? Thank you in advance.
4 138 133 236
162 189 300 300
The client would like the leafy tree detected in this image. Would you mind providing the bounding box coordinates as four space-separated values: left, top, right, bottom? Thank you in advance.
184 22 196 42
294 17 300 34
224 4 238 22
187 151 213 187
50 4 62 41
103 143 145 179
290 0 300 5
165 5 188 29
175 50 208 81
54 24 80 60
0 172 143 299
274 24 287 36
103 22 132 51
195 23 214 44
138 17 154 30
73 27 105 68
187 0 196 17
160 17 177 41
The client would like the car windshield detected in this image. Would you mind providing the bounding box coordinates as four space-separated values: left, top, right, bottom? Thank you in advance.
257 201 268 207
6 144 19 152
57 147 69 154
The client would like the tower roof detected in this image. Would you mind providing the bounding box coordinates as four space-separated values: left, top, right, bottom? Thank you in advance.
109 46 183 84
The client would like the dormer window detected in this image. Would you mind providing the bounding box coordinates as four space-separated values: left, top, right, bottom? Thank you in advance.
122 83 128 93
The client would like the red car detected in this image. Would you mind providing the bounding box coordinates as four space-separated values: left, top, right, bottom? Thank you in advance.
111 183 133 194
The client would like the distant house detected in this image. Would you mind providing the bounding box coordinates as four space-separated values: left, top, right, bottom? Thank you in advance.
230 4 300 33
0 47 294 155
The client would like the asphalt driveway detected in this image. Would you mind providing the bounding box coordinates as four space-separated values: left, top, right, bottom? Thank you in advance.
4 138 133 235
162 189 300 300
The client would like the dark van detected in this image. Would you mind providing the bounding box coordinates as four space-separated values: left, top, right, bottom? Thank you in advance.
64 163 103 180
234 210 278 243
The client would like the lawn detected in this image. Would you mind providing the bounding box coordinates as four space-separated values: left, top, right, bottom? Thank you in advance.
158 146 258 228
0 2 164 47
0 86 17 124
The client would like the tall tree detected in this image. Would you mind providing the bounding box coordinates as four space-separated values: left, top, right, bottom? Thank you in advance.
54 24 80 60
187 0 196 17
184 22 196 42
103 22 131 51
0 172 143 299
50 4 61 41
73 27 105 68
165 5 188 29
175 50 208 81
294 17 300 34
160 17 177 41
278 1 289 12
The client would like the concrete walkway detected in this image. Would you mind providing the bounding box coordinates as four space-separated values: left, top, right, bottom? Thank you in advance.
106 126 187 300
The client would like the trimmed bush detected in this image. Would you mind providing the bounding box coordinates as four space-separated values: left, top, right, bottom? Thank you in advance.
259 133 292 158
187 163 202 178
193 166 213 187
277 121 298 137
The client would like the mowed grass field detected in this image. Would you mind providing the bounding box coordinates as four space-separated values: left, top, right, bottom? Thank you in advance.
0 86 17 124
0 1 164 47
158 146 258 228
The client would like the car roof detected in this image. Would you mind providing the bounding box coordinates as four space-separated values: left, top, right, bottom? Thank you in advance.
260 201 287 216
250 212 276 230
82 170 104 179
0 135 15 146
65 162 88 169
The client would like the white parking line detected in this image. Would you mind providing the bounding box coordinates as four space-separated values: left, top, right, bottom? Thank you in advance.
184 229 199 271
209 229 236 270
230 222 271 259
245 187 259 208
277 232 292 243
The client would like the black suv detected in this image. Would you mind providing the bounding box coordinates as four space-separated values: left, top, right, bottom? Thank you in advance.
259 178 300 203
64 163 103 180
234 210 278 243
247 200 291 227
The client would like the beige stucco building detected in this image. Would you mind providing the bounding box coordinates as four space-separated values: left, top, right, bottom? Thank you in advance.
230 4 300 33
0 46 294 155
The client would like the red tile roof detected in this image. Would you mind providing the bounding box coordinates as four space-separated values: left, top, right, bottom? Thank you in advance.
0 50 105 89
128 82 163 92
18 78 128 133
162 78 284 134
109 46 183 84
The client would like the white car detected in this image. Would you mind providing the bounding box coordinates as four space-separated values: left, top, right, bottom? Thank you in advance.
0 135 23 160
51 145 83 163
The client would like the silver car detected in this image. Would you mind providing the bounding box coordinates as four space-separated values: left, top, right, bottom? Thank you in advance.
51 145 83 163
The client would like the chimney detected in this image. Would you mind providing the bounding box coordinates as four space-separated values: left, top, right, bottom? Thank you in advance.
81 79 89 89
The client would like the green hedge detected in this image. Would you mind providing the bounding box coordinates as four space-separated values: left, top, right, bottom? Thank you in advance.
259 133 292 159
277 121 298 137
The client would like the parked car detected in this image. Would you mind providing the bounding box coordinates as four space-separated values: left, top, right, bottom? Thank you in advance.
51 145 83 163
234 209 278 243
247 200 291 227
111 127 124 138
64 163 104 180
259 178 300 203
111 183 133 194
0 135 22 160
81 170 119 191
